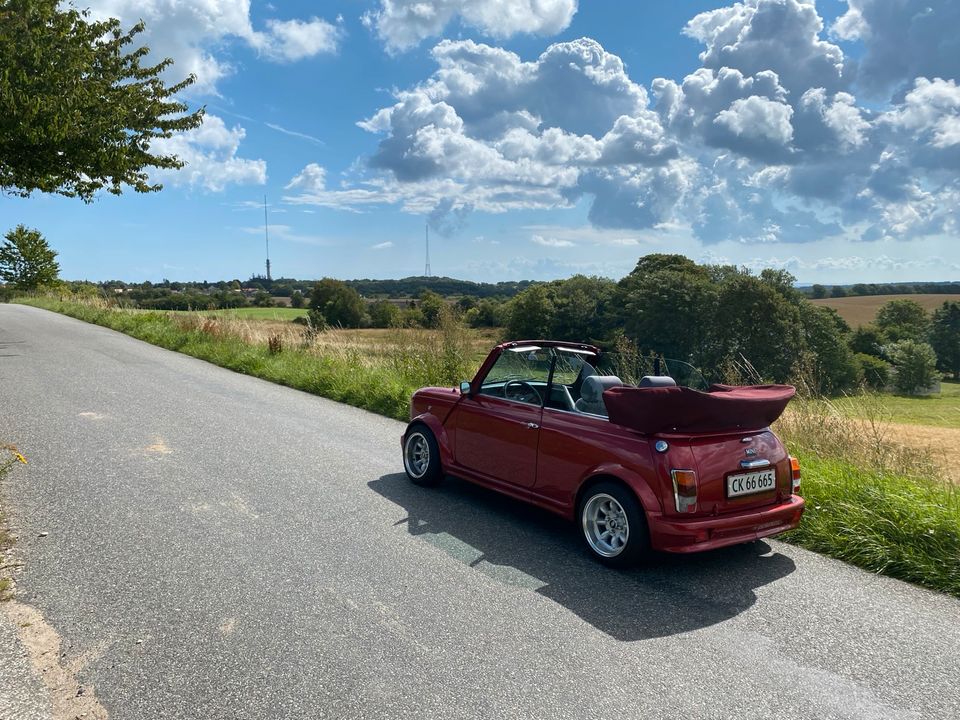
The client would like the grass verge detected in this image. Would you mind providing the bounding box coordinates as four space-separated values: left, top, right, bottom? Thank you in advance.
784 453 959 595
15 296 475 422
776 397 959 596
13 296 960 598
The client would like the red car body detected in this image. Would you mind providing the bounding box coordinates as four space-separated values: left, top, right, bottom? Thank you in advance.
403 340 804 557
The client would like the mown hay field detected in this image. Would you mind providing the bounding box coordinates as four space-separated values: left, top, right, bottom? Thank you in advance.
811 293 960 327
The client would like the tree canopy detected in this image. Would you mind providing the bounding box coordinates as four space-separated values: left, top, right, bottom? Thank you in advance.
309 279 365 328
889 341 938 395
0 0 204 201
875 299 931 343
930 301 960 380
0 224 60 290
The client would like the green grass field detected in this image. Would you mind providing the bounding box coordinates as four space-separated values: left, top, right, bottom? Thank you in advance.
833 381 960 428
181 307 309 321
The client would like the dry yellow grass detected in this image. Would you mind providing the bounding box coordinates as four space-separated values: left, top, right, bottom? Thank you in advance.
776 393 958 484
880 422 960 483
169 312 500 376
811 293 960 327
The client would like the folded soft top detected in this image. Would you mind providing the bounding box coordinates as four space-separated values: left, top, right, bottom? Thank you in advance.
603 383 796 435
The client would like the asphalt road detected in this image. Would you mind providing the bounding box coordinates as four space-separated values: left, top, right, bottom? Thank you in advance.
1 303 958 720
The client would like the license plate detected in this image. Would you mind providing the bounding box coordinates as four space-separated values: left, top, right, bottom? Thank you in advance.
727 469 776 498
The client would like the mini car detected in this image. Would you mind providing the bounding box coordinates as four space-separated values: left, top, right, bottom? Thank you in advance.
401 340 805 567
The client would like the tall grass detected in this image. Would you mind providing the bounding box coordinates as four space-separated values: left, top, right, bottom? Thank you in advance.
17 296 474 421
775 393 960 596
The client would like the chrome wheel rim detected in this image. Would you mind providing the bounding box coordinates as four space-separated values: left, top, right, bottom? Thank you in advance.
582 493 630 558
404 432 430 478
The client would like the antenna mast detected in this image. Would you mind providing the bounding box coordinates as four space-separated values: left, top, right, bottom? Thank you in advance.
264 195 272 281
424 223 431 277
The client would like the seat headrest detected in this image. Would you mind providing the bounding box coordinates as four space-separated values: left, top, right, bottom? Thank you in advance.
639 375 677 388
581 375 622 402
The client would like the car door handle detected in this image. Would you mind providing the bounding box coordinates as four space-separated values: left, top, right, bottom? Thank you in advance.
526 422 539 429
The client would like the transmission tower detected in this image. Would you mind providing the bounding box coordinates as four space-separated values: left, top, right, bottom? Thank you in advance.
424 223 431 277
264 195 272 281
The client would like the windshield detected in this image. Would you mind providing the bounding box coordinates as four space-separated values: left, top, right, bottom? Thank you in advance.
596 352 709 390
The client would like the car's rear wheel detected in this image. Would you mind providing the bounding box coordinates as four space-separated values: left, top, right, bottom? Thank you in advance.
403 425 442 486
578 482 648 567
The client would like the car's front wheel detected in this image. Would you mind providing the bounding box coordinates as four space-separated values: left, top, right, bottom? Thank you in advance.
403 425 442 486
578 482 649 567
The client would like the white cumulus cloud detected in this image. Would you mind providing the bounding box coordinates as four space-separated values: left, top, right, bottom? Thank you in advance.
832 0 960 99
284 0 960 249
86 1 342 94
531 234 574 247
365 0 578 53
151 115 266 191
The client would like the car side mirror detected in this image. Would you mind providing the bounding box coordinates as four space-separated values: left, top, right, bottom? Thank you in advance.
459 381 472 396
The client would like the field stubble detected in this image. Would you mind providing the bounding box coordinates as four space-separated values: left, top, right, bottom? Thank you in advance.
811 293 960 327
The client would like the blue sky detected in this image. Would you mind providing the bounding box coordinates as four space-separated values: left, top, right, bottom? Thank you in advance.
3 1 959 284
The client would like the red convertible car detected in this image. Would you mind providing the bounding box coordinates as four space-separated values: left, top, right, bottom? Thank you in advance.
402 340 804 567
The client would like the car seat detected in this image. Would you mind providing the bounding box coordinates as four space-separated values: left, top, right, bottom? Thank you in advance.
574 375 622 416
639 375 677 388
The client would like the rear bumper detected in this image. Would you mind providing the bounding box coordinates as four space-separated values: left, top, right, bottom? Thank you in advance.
648 495 805 553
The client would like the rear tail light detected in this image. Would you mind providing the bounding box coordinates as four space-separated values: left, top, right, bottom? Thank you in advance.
790 456 801 494
671 469 698 513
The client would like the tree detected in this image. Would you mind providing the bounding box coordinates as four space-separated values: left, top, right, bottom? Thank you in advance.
466 298 505 328
889 341 938 395
549 275 617 343
713 274 802 383
876 299 931 343
252 290 274 308
0 1 204 201
855 353 891 390
616 255 718 367
810 284 828 299
417 290 446 329
290 291 305 309
849 323 888 358
506 285 553 339
798 304 860 394
368 300 400 328
308 278 365 328
830 285 847 298
0 224 59 290
930 301 960 380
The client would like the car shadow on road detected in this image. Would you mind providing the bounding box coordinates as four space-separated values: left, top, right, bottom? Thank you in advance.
370 473 796 642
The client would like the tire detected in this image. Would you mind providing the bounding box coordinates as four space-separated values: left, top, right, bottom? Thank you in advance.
403 425 443 486
578 481 649 568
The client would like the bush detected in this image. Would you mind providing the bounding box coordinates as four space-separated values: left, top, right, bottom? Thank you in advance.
849 323 887 358
466 298 505 328
855 352 891 389
368 300 401 328
889 340 939 394
309 278 365 328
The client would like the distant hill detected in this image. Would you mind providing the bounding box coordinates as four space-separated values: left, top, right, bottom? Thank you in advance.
812 294 960 327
